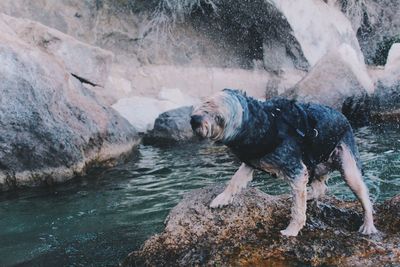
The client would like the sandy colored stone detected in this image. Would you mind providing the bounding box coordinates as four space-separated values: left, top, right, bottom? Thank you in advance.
124 185 400 266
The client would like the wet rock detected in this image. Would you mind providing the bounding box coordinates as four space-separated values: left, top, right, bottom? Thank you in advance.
379 43 400 87
0 15 139 191
286 44 373 110
367 44 400 123
338 0 400 65
143 106 196 146
369 82 400 123
123 186 400 266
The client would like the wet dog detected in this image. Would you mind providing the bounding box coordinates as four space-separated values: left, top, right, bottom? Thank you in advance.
190 89 377 237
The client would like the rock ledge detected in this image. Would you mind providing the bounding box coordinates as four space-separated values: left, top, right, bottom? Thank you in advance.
123 186 400 266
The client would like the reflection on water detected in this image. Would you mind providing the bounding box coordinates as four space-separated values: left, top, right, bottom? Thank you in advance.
0 125 399 266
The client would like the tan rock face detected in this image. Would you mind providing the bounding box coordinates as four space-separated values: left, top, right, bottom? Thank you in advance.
124 186 400 266
0 14 113 87
286 44 373 110
0 14 139 191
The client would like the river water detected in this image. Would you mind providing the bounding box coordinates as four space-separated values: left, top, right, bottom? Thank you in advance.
0 125 399 266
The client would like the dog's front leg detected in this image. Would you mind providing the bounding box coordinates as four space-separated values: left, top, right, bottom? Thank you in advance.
281 164 309 237
210 163 254 208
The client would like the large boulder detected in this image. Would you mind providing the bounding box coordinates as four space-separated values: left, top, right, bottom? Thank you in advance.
193 0 362 72
124 186 400 266
0 15 139 191
286 44 374 110
0 0 362 71
269 0 363 67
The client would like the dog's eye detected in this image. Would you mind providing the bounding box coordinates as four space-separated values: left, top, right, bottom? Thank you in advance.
215 115 225 125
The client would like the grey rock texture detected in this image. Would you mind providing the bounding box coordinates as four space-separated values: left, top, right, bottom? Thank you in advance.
334 0 400 64
1 14 114 87
143 106 197 145
0 0 363 72
368 44 400 123
0 14 139 191
348 0 400 65
124 185 400 266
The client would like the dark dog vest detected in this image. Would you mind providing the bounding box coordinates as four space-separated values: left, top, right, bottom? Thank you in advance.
271 99 350 169
222 90 351 174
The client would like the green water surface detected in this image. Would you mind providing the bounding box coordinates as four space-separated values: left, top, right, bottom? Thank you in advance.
0 125 399 266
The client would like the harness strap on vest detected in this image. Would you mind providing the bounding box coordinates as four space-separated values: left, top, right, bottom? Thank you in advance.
271 104 318 140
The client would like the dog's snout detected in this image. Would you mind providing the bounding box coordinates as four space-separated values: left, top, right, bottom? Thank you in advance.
190 115 203 129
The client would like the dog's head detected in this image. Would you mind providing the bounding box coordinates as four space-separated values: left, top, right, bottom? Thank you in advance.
190 89 243 142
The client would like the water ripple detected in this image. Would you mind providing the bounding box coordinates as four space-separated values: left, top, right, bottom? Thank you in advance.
0 127 399 266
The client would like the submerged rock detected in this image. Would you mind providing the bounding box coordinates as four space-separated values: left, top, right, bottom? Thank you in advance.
124 186 400 266
0 14 139 191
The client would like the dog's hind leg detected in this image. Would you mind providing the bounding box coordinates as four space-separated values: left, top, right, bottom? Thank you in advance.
336 143 378 235
210 163 254 208
308 175 328 200
281 163 309 237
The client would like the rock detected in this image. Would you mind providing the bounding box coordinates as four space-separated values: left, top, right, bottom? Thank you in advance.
1 13 113 87
369 82 400 123
286 44 374 110
123 185 400 266
0 15 139 191
0 0 256 68
337 0 400 65
0 0 362 72
269 0 363 67
0 0 361 104
112 88 198 133
195 0 362 72
143 106 196 146
366 44 400 123
379 43 400 87
123 65 305 101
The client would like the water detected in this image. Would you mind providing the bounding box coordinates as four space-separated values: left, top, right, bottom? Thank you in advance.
0 125 399 266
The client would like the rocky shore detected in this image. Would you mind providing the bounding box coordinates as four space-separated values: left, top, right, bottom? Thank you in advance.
0 13 140 191
124 186 400 266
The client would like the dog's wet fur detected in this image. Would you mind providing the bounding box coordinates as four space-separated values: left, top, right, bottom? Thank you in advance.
190 89 377 236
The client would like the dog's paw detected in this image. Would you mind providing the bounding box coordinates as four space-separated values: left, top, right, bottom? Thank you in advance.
359 222 378 235
210 192 233 208
280 221 305 237
280 228 300 237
